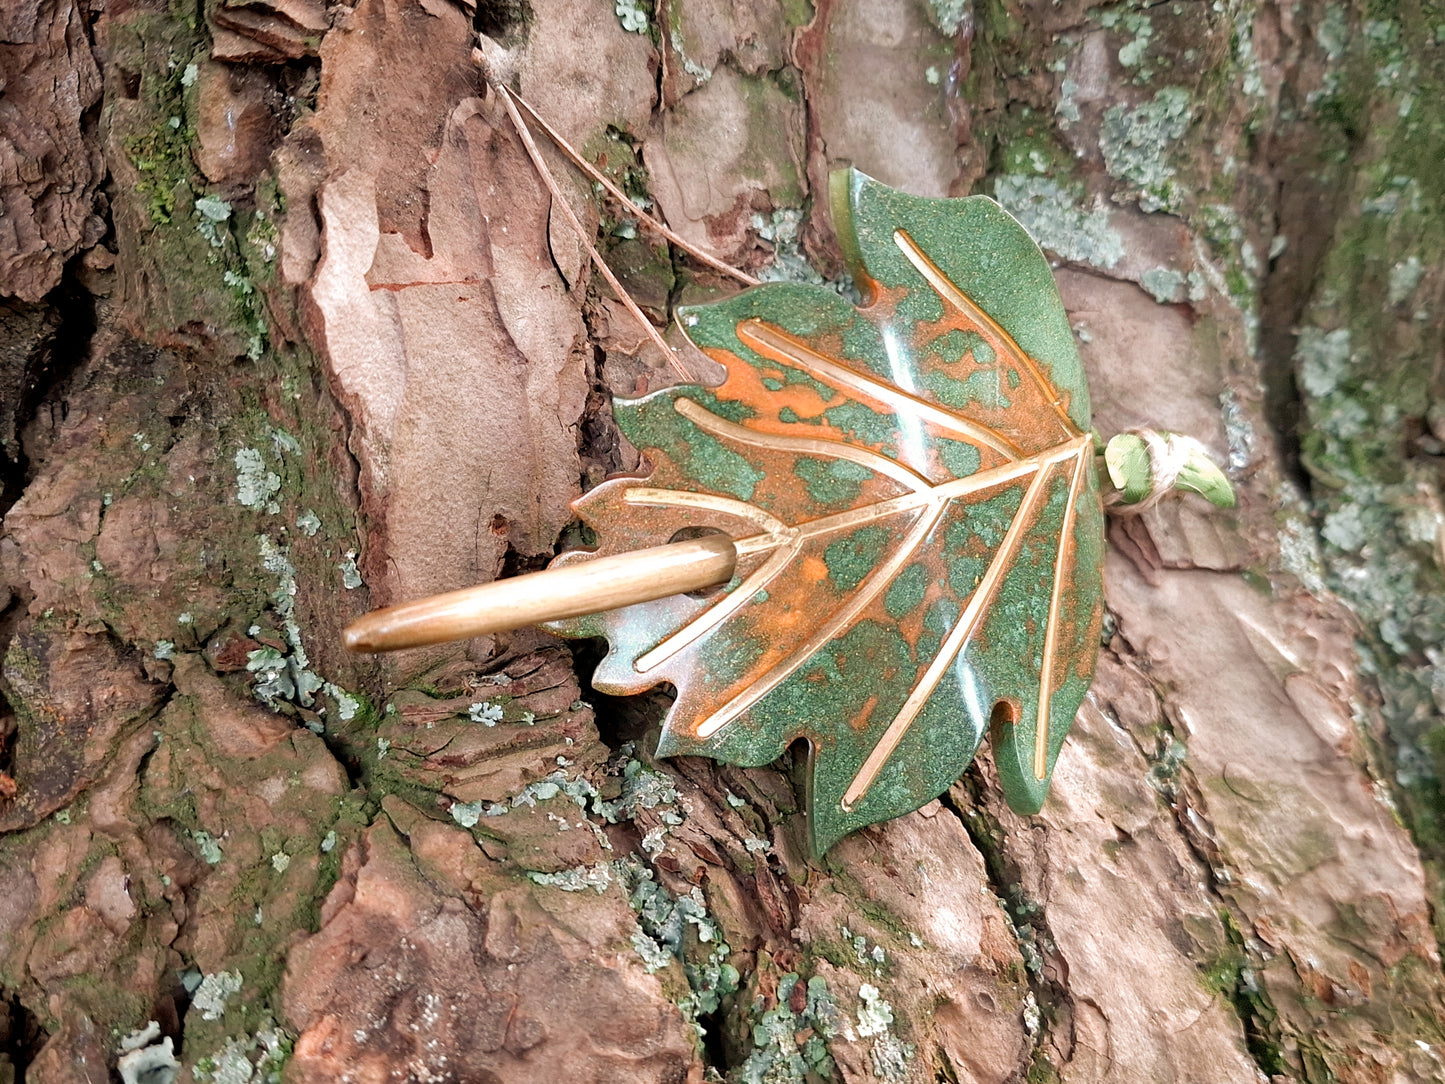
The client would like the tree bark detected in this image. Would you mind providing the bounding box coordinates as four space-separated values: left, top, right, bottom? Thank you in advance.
2 1 1444 1082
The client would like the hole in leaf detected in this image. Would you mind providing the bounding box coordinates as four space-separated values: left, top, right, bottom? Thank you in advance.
668 526 730 599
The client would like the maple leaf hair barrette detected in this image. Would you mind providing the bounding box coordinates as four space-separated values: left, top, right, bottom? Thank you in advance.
344 57 1232 856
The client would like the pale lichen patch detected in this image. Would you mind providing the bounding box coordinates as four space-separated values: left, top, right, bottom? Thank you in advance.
1388 256 1424 304
993 175 1125 269
337 551 362 589
1297 327 1353 398
233 449 280 513
753 208 855 298
118 1021 179 1084
449 801 485 828
468 701 505 726
246 537 325 708
191 1023 292 1084
594 757 680 822
1140 267 1187 304
854 982 913 1081
321 683 362 721
1100 87 1192 213
924 0 971 36
737 972 838 1083
528 864 613 893
194 830 223 864
193 970 244 1021
614 0 647 34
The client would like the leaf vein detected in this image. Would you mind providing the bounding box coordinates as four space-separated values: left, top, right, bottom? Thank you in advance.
675 397 931 492
1033 433 1091 778
737 320 1026 461
695 503 947 739
841 439 1090 809
892 229 1080 439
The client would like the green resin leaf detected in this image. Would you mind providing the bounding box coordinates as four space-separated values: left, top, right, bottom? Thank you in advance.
550 169 1105 855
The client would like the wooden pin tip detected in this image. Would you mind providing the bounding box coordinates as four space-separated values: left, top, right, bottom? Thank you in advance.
342 617 386 653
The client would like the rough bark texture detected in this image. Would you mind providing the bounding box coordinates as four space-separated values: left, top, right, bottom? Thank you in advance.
0 0 106 302
2 1 1444 1082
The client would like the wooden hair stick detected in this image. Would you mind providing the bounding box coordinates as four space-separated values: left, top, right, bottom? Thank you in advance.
343 535 737 652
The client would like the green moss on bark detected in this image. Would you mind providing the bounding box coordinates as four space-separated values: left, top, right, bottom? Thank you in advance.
1289 2 1445 932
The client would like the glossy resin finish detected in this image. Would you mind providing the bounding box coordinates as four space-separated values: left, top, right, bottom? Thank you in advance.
550 169 1105 855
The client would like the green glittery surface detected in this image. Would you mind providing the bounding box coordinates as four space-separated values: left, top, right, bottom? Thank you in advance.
550 170 1104 855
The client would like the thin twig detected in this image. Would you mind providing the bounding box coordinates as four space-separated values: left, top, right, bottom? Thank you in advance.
491 80 694 381
508 90 759 288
